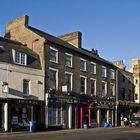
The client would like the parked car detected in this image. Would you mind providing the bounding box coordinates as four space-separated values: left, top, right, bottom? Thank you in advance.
129 117 140 127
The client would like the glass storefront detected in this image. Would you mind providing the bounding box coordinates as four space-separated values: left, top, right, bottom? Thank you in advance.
10 104 32 127
48 103 67 127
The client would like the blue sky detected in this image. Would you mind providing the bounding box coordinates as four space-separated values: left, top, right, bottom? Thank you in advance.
0 0 140 69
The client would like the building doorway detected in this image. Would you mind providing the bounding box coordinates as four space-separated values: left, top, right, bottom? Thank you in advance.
0 103 4 131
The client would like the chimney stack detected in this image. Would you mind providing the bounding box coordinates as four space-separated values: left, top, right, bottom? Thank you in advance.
6 15 29 33
58 31 82 48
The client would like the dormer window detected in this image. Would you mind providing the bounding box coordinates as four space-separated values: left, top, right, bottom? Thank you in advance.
13 50 27 65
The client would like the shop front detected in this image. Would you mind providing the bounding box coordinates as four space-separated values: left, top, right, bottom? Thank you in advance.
90 101 115 127
47 93 79 130
0 98 45 132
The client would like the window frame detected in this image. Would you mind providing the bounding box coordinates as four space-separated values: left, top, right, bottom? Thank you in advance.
50 47 58 63
135 79 138 85
23 79 30 96
90 78 96 96
110 69 115 79
80 58 86 71
65 71 73 91
13 50 27 66
49 67 59 90
65 53 72 67
101 81 107 97
102 66 107 78
110 83 115 96
135 93 138 100
90 62 96 75
80 75 87 94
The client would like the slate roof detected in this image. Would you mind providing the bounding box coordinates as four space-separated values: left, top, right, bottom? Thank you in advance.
0 37 41 69
28 26 116 68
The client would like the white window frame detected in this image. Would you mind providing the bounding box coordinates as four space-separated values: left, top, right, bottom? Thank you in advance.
110 83 115 96
49 67 59 90
90 62 96 74
23 79 31 96
12 49 27 66
80 58 86 71
102 81 107 97
50 47 58 63
65 53 72 67
102 66 107 77
80 75 87 94
65 71 73 91
90 78 96 96
110 69 115 79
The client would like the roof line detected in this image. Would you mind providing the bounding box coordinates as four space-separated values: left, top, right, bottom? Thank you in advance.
0 36 25 46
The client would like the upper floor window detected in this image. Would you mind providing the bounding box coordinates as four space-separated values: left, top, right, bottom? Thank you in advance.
135 93 138 100
102 81 107 97
128 78 131 84
65 53 72 67
90 79 96 96
49 68 58 90
80 58 86 71
128 90 131 100
90 63 96 74
65 72 73 91
110 83 115 96
135 79 138 85
122 76 125 83
23 79 30 95
110 69 115 79
80 76 87 94
50 47 58 63
102 66 107 77
13 50 27 65
122 88 125 100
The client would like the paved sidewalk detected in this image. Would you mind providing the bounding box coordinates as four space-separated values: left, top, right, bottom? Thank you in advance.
0 127 122 138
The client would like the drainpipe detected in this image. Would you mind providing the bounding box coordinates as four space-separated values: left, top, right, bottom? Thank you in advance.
115 69 119 127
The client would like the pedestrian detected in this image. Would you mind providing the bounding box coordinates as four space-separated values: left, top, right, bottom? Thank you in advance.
123 117 128 127
121 115 124 126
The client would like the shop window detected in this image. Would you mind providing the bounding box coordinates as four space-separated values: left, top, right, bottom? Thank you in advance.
48 106 62 126
11 105 31 127
23 80 30 95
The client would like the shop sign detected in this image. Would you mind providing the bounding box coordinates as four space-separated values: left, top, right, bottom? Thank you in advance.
73 99 78 104
49 97 57 102
68 99 73 104
90 102 115 109
15 99 39 105
11 116 18 125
